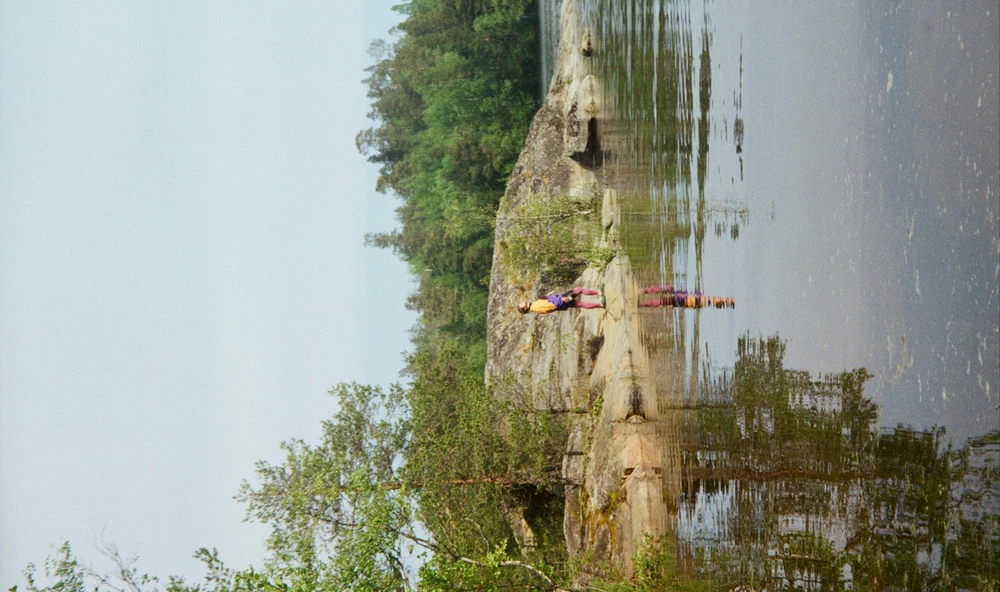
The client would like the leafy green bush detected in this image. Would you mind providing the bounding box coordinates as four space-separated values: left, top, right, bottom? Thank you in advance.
586 245 615 270
498 193 600 286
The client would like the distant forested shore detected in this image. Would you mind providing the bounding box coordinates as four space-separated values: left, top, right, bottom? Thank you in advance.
359 0 540 359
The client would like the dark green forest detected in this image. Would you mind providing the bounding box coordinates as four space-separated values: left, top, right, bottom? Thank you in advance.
358 0 539 350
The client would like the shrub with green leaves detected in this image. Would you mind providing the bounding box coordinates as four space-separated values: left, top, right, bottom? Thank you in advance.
499 193 600 286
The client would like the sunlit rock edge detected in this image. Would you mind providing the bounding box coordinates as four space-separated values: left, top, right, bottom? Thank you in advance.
486 0 666 580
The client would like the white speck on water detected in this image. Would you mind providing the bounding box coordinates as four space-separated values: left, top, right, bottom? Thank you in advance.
886 71 893 93
979 96 983 108
942 387 947 401
915 269 921 296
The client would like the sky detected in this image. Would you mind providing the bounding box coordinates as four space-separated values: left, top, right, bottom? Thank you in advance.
0 1 415 585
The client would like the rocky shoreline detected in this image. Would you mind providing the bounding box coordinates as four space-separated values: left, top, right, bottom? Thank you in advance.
486 0 669 577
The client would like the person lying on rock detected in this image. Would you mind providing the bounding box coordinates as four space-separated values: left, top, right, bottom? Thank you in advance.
518 287 603 314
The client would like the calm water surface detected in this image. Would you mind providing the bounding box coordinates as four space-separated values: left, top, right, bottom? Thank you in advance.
562 0 999 586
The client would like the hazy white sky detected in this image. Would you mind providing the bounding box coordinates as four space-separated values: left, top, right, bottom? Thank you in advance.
0 1 414 584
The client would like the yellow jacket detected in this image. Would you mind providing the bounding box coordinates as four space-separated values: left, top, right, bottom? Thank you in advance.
529 299 558 314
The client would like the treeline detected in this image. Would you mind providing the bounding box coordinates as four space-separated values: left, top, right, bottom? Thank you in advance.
358 0 539 351
346 0 580 586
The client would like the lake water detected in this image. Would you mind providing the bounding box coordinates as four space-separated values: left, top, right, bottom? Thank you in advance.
550 0 999 586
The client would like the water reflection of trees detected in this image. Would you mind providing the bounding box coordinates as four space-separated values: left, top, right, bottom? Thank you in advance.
672 335 999 590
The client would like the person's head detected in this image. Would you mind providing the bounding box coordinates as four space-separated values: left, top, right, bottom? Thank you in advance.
518 301 530 314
